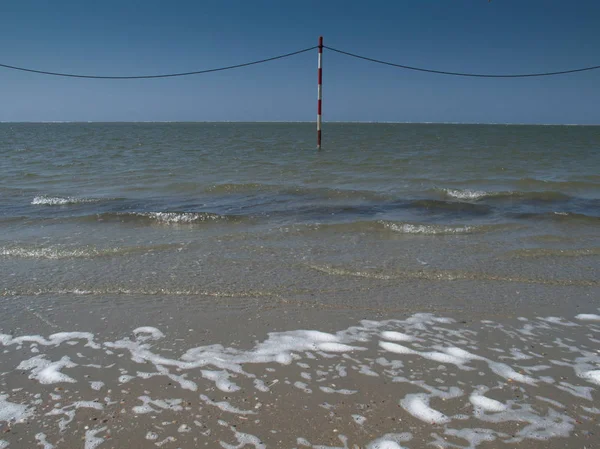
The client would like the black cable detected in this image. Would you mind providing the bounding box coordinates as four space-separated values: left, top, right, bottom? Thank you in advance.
0 46 318 79
325 45 600 78
4 44 597 80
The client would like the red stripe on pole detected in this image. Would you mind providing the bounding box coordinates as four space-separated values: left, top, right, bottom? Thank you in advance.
318 99 322 115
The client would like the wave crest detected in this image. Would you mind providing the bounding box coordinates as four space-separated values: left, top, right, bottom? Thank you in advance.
32 196 104 206
380 221 476 235
441 189 573 202
442 189 489 200
127 212 230 224
0 243 181 259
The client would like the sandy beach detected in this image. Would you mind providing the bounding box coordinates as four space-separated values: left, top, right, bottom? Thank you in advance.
1 279 599 448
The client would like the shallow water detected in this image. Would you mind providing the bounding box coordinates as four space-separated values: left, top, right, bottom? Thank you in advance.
1 123 599 297
0 123 598 448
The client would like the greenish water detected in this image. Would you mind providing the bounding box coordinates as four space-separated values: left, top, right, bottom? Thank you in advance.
0 122 598 297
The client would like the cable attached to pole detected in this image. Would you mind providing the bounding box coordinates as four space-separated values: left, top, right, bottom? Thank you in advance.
2 43 598 80
325 45 600 78
0 46 318 79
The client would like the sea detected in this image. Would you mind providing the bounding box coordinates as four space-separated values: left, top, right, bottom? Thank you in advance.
0 123 598 449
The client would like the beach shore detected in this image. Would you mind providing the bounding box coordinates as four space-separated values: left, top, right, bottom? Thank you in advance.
1 123 598 448
1 279 598 449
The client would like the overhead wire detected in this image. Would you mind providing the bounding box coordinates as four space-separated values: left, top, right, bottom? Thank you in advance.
1 43 599 80
0 46 318 79
324 45 600 78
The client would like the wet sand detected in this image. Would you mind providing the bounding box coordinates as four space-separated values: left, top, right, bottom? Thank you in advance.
1 281 599 449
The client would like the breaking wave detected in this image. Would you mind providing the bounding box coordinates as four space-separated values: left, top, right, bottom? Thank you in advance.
31 195 108 206
380 221 478 235
0 243 182 259
285 221 517 236
93 211 242 225
440 189 573 202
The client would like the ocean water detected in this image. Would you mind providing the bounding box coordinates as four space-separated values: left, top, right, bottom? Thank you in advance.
1 123 598 297
1 123 599 448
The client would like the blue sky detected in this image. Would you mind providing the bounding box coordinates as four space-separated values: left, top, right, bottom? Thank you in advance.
1 1 599 123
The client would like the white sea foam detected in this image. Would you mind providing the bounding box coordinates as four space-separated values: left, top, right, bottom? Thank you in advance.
578 370 600 385
555 382 594 400
294 381 313 393
536 396 564 408
31 195 102 206
253 378 270 392
366 434 412 449
575 313 600 321
17 355 77 384
316 342 359 352
443 428 497 448
379 341 416 355
443 189 489 200
0 313 597 447
400 393 451 424
366 440 404 449
155 436 176 447
35 433 55 449
132 396 183 414
380 339 536 383
487 361 536 385
380 341 476 368
89 381 104 391
133 212 223 224
539 316 578 326
200 370 240 392
46 401 104 432
200 394 256 415
352 414 366 425
421 350 472 366
469 392 508 412
219 422 266 449
0 395 32 422
1 243 182 260
380 331 416 342
381 221 474 235
0 247 92 259
84 426 107 449
132 326 165 341
319 386 357 395
0 331 99 348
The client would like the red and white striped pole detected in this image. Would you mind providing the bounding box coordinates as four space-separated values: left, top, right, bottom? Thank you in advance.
317 36 323 150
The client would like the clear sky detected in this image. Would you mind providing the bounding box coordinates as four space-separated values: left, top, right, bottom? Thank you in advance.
1 1 599 124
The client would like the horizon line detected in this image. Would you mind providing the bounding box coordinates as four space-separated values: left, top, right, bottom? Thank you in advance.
1 120 599 126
